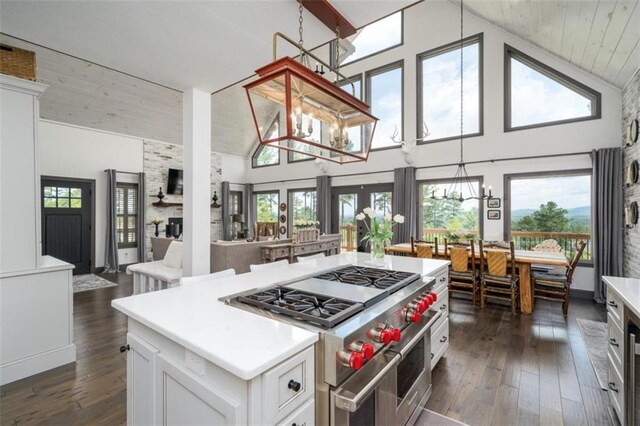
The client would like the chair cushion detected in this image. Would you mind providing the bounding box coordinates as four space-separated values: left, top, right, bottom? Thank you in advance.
450 270 475 280
127 260 182 283
162 241 183 269
532 272 567 282
483 274 514 284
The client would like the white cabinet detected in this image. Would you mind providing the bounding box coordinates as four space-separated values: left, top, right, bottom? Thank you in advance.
127 333 158 426
429 268 449 370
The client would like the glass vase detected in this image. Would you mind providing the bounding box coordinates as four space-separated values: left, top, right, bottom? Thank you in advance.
370 239 386 260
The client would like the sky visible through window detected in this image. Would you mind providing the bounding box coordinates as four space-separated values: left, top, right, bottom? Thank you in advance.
342 12 402 65
421 42 480 140
369 66 402 149
510 58 592 128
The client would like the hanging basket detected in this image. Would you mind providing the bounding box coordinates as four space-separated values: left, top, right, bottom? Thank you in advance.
0 44 36 81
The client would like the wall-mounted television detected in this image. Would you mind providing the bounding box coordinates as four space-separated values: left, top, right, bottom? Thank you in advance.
167 168 183 195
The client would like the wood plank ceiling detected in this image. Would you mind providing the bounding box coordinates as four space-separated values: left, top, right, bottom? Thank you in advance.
458 0 640 89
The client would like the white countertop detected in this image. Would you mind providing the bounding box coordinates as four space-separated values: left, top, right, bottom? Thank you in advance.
0 255 74 279
111 253 449 380
604 276 640 318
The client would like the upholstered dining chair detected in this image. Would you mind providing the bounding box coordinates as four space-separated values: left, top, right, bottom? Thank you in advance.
532 240 586 315
479 240 519 314
448 240 479 304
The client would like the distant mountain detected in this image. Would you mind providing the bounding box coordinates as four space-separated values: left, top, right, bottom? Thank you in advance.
511 206 590 219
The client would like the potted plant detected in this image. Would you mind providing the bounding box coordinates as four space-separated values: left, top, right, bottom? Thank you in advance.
355 208 404 262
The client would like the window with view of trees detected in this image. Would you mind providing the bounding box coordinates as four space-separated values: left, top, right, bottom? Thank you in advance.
505 45 601 131
252 115 280 167
332 12 402 66
230 191 243 215
366 62 403 150
254 191 279 222
116 183 138 248
289 189 317 230
506 171 592 261
418 180 482 242
417 34 482 142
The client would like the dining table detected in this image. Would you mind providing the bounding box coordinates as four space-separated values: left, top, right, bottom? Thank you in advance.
385 243 570 314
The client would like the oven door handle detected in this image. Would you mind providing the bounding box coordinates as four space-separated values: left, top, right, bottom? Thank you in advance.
332 353 401 413
392 311 442 359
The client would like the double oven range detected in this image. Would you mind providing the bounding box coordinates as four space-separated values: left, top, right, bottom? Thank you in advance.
228 265 441 426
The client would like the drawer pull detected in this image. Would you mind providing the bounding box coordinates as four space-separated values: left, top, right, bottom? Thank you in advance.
440 336 448 343
609 338 619 347
430 352 434 359
439 277 446 282
608 381 619 393
119 344 130 353
288 379 301 392
440 304 447 311
608 300 619 309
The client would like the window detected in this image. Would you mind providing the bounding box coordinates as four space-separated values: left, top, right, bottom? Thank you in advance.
116 183 138 248
505 170 592 262
505 45 601 131
230 191 243 215
254 191 280 222
252 115 280 168
289 189 317 231
366 61 403 150
43 186 82 208
417 34 483 142
332 11 403 66
418 179 483 242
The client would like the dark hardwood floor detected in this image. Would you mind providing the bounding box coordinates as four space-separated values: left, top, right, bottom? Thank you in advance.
1 273 611 426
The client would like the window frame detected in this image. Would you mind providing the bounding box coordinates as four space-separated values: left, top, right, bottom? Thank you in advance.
253 190 280 224
365 60 404 152
230 190 243 215
330 10 404 68
503 168 593 266
251 114 281 169
504 44 602 132
417 176 485 241
287 187 317 237
116 182 138 249
416 33 484 144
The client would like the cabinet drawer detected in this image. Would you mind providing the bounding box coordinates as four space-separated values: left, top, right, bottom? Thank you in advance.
429 287 449 331
262 346 314 424
607 291 623 330
431 318 449 370
607 353 624 424
607 314 624 371
277 397 314 426
432 270 448 293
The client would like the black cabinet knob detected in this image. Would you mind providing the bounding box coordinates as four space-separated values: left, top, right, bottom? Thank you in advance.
608 381 619 393
119 344 130 353
440 336 448 343
609 338 619 347
608 300 618 308
288 379 301 392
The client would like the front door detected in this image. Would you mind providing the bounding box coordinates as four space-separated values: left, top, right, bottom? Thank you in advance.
332 184 393 252
41 178 93 275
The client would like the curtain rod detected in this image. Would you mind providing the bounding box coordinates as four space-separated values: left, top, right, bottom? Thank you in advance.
251 151 592 186
104 169 140 175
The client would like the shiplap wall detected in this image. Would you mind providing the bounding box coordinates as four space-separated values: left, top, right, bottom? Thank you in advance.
623 68 640 278
1 34 183 145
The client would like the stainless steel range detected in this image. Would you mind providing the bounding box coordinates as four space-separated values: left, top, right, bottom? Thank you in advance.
228 265 441 426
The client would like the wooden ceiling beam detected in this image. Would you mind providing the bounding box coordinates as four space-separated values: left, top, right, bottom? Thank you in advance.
299 0 357 38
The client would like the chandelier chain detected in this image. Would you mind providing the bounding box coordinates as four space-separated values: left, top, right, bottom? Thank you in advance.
298 1 304 63
460 0 464 165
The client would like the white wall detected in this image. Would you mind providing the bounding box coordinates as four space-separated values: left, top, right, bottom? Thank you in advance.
38 120 145 268
244 1 623 291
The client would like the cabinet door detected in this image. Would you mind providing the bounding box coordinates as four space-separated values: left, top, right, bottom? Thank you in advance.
127 333 159 426
156 353 242 425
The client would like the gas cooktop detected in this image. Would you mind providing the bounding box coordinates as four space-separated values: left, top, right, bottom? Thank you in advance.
314 265 420 295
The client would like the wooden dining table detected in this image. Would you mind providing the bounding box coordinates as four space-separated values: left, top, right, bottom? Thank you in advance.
386 243 570 314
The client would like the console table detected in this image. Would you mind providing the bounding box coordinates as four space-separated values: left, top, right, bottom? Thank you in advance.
261 236 340 263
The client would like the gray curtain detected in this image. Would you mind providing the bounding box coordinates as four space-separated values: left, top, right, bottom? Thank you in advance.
592 148 624 303
221 181 231 241
104 169 119 273
244 183 254 239
392 167 417 244
136 172 146 263
316 176 331 234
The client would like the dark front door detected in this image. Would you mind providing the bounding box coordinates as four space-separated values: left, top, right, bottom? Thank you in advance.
41 178 93 275
331 184 393 252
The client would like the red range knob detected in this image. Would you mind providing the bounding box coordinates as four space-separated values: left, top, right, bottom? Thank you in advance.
360 343 374 360
421 295 432 309
349 351 364 370
391 328 402 342
405 309 421 323
430 292 438 303
379 329 393 345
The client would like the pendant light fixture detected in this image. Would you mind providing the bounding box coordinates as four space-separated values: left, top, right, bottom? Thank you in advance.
431 0 492 202
244 1 378 164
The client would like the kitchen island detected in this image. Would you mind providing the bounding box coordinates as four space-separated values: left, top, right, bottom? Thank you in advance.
112 252 449 425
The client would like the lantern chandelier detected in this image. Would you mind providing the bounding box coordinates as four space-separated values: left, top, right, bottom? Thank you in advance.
431 0 492 202
244 1 378 164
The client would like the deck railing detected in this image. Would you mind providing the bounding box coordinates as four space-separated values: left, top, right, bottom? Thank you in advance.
339 224 357 251
510 231 591 260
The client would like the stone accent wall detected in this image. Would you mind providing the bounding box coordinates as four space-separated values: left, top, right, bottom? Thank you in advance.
623 68 640 278
143 140 223 261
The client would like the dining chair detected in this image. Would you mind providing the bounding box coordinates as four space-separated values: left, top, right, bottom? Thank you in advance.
479 240 519 314
448 240 479 304
411 236 439 259
249 259 289 272
532 241 586 315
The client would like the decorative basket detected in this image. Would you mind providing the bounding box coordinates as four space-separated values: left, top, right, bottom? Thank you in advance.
293 228 319 243
0 44 36 81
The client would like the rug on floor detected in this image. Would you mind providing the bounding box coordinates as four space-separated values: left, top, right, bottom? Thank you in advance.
73 274 118 293
577 318 608 390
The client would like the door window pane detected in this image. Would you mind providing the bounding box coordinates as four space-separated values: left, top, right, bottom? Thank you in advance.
44 186 56 197
290 190 317 227
44 197 56 208
57 198 69 208
366 63 403 150
337 193 358 252
57 187 69 197
370 192 392 220
255 192 279 222
70 198 82 208
70 188 82 198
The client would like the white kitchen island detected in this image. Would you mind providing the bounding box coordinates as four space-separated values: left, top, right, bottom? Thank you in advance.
112 252 449 425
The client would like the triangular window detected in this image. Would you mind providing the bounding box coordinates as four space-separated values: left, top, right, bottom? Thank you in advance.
252 115 280 168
